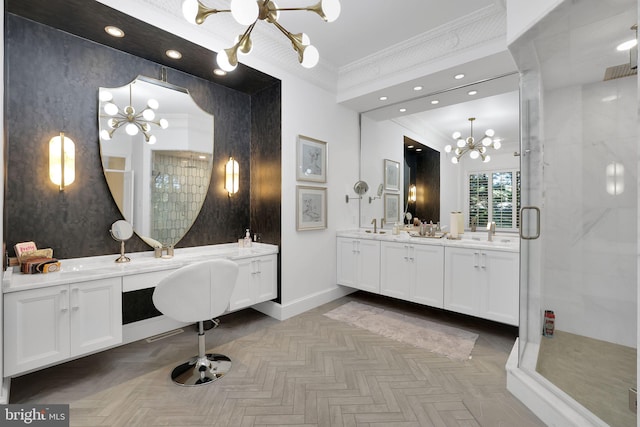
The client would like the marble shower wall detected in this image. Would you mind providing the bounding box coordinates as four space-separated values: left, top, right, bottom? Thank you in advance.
542 76 637 347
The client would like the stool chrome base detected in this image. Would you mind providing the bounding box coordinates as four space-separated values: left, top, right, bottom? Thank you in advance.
170 353 231 386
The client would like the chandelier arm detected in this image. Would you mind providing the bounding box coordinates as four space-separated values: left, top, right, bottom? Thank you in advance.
234 22 256 48
194 1 230 25
270 20 304 55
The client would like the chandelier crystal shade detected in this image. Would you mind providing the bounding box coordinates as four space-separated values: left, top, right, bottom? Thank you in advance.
99 85 169 145
444 117 501 164
181 0 341 72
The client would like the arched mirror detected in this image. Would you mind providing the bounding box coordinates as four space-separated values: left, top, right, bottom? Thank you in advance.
98 76 214 248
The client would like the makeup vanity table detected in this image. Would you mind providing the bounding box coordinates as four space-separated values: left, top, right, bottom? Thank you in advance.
2 243 278 377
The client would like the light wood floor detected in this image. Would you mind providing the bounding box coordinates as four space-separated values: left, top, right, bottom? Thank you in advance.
10 292 544 426
537 330 637 427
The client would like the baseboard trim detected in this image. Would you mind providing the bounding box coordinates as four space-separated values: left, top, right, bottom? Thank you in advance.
506 339 608 427
0 377 10 404
252 285 356 321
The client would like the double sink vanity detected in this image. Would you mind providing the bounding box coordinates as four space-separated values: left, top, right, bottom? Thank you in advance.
337 228 519 327
2 243 278 377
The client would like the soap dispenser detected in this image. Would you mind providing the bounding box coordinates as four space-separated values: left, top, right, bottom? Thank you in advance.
244 229 252 247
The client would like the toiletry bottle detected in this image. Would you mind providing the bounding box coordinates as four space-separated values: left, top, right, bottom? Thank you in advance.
244 229 252 247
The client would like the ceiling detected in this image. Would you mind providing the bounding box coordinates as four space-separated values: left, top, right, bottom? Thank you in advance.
15 0 628 157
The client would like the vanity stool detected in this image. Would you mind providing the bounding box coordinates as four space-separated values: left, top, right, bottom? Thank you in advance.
152 258 239 386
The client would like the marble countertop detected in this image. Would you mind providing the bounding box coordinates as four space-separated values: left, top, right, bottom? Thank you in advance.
3 243 279 293
337 229 519 252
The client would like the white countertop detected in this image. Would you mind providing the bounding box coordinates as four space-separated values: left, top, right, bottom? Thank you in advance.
3 243 279 293
337 229 520 252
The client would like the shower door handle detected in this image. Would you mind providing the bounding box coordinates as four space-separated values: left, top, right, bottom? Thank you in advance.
519 206 540 240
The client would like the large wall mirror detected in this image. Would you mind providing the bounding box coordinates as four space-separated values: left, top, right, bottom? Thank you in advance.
359 73 520 231
99 76 215 247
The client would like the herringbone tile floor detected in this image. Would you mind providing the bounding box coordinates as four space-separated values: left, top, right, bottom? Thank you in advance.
10 292 545 426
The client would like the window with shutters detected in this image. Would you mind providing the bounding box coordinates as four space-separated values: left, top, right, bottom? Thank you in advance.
468 169 520 231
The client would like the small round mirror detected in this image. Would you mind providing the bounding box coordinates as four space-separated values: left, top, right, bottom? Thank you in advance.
110 220 133 241
353 180 369 196
110 220 133 263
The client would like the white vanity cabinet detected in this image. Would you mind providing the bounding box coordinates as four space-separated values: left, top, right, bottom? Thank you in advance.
444 246 519 326
380 241 444 308
230 254 277 311
4 277 122 376
336 237 380 293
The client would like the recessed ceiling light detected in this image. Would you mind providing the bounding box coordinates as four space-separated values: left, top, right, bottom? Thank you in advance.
454 73 465 80
379 96 388 101
416 148 422 152
399 108 407 112
104 26 125 38
213 68 227 76
165 49 182 59
468 90 478 96
617 39 638 51
413 85 423 91
430 100 439 105
407 145 414 149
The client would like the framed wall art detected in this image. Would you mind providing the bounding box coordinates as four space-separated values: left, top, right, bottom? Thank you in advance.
296 135 327 182
384 193 401 224
296 186 327 231
384 159 400 191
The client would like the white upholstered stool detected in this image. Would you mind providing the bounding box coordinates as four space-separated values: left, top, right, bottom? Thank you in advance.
152 258 239 386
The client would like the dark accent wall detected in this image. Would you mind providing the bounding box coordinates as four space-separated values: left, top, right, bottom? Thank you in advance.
404 136 440 224
4 16 282 322
5 14 281 260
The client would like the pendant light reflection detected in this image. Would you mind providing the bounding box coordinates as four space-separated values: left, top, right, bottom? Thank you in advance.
225 157 239 197
49 132 75 191
606 162 624 195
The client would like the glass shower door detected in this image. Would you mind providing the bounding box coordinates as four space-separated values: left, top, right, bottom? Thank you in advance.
512 0 638 425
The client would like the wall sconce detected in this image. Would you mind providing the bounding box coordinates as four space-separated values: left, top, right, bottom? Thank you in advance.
408 184 417 202
225 157 239 196
49 132 75 191
606 161 624 195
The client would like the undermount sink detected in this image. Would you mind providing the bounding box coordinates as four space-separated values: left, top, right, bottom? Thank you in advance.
365 230 386 234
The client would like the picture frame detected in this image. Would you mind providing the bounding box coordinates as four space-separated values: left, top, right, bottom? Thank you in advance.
384 193 401 224
384 159 400 191
296 135 327 182
296 186 327 231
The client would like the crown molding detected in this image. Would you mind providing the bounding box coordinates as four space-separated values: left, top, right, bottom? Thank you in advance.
337 4 507 99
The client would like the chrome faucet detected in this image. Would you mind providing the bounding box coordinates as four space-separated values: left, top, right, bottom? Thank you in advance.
371 218 377 234
487 222 496 242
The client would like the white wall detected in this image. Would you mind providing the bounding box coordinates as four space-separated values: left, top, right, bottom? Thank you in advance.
505 0 563 45
359 116 461 231
278 77 360 316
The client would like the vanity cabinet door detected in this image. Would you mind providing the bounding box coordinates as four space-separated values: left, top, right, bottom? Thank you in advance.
70 277 122 357
230 254 277 311
337 238 380 293
380 242 412 299
412 244 444 308
381 242 444 308
444 247 481 317
4 284 71 376
482 249 519 326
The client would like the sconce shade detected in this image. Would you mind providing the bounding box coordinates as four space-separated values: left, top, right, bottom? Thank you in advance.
49 132 75 191
225 157 239 196
408 184 417 202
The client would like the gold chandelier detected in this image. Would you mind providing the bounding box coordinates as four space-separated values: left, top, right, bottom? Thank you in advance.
181 0 341 72
444 117 501 164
